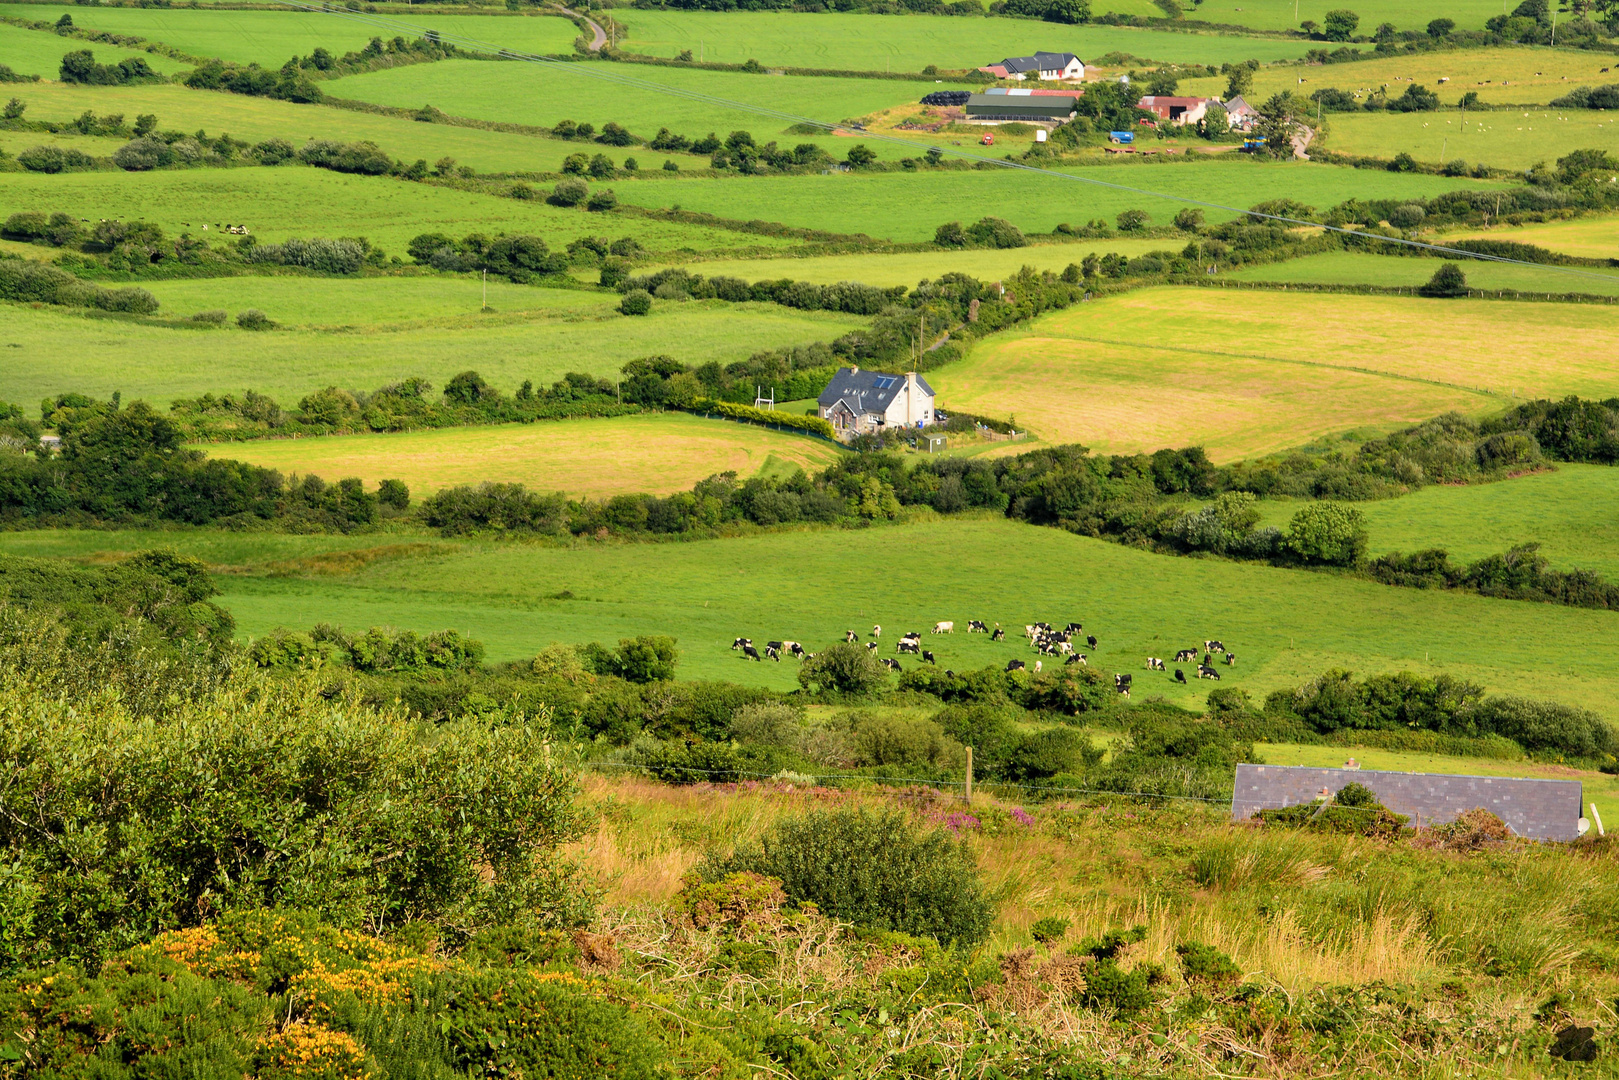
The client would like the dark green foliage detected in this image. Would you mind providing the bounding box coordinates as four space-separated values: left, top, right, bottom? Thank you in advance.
1257 783 1410 837
797 641 889 696
1177 942 1240 986
378 478 410 509
965 216 1026 248
1419 262 1468 297
1030 917 1070 944
701 808 995 944
0 549 232 647
0 257 157 313
419 483 568 535
17 144 96 173
619 288 652 315
605 635 679 683
58 48 158 85
1078 960 1159 1014
1285 501 1367 565
549 176 589 206
297 139 392 174
312 624 486 674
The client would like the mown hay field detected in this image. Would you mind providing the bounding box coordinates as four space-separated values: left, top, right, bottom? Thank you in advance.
613 8 1336 69
0 295 868 406
0 82 714 173
0 20 193 78
1321 107 1619 168
330 58 979 163
0 165 794 256
7 515 1619 714
931 287 1619 457
1446 214 1619 259
612 160 1506 242
1 6 581 67
1180 45 1614 104
1223 250 1619 296
194 412 845 498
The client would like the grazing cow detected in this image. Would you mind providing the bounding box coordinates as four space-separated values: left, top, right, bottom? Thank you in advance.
1224 652 1236 666
1066 653 1087 666
1006 660 1026 672
882 658 902 671
932 621 954 634
1063 622 1083 634
1034 660 1043 673
1197 665 1222 681
1204 639 1226 653
1174 649 1197 663
944 669 955 677
1145 657 1165 671
991 627 1005 642
765 646 781 662
871 624 882 638
1114 673 1132 696
1174 668 1187 684
1057 641 1074 655
767 641 785 654
742 644 761 661
866 642 879 652
844 630 858 643
731 637 753 651
1203 653 1213 667
1086 635 1098 650
923 650 937 665
790 643 806 659
897 640 920 655
968 620 988 633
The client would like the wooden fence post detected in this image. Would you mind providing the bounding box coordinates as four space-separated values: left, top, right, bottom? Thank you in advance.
964 746 973 803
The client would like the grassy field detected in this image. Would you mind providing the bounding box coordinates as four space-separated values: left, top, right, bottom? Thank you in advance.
1190 0 1554 34
0 295 867 407
0 82 713 173
928 285 1619 457
7 514 1619 714
1446 214 1619 260
1 6 580 67
611 160 1504 242
1252 463 1619 579
1321 107 1619 169
0 19 193 78
614 9 1342 69
193 412 846 497
1180 45 1619 107
0 165 797 255
1223 249 1619 296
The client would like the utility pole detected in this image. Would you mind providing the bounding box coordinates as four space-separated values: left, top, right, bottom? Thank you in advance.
964 747 973 803
481 269 487 310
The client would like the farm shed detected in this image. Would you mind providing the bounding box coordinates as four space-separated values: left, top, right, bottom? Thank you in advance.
1231 763 1585 841
818 367 935 438
965 91 1080 122
1223 94 1261 131
1135 95 1221 125
978 52 1085 81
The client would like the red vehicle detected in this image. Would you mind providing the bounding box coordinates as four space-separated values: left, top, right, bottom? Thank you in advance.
980 132 995 146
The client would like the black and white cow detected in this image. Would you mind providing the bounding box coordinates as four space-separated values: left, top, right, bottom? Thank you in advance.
882 658 902 671
1224 652 1236 666
871 624 882 638
1066 653 1087 666
1174 668 1187 684
742 644 762 661
866 642 879 652
1145 657 1165 671
1204 639 1226 653
1063 622 1083 634
1174 649 1198 663
897 639 921 655
844 630 858 643
1006 659 1027 672
1197 665 1222 680
1086 635 1099 650
991 627 1006 642
731 637 753 651
764 646 781 662
790 642 806 659
922 650 937 665
968 620 989 634
1114 673 1132 696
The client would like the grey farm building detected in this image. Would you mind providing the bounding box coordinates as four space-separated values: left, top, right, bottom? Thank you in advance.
818 367 935 437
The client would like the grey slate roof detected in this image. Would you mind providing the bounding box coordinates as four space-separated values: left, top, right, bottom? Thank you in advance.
1231 763 1584 842
818 368 934 416
998 51 1080 74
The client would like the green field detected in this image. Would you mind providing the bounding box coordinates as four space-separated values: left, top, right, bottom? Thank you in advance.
1180 46 1619 107
0 294 867 407
1446 215 1619 260
929 285 1619 457
1189 0 1544 33
0 82 714 173
611 160 1505 242
1322 108 1619 169
1 7 580 67
0 20 193 79
1224 250 1619 296
193 412 846 498
613 9 1342 69
6 515 1619 715
0 165 795 255
328 58 979 162
1252 464 1619 580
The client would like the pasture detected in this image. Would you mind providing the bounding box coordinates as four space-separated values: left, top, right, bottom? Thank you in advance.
1446 214 1619 260
1223 250 1619 296
329 58 981 163
928 285 1619 457
1 82 714 173
0 6 581 67
611 160 1505 242
1190 0 1546 34
193 412 846 498
613 9 1339 69
0 164 796 255
0 20 193 78
5 515 1619 714
1321 108 1619 169
1179 46 1619 107
0 295 867 407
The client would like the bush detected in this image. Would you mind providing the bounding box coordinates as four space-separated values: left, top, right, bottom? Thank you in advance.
1030 916 1070 944
966 216 1026 248
236 309 274 330
699 807 995 944
1420 262 1468 298
797 641 888 696
586 188 618 212
17 144 95 173
296 139 391 175
1177 941 1241 986
619 289 652 316
548 177 588 207
1286 501 1367 565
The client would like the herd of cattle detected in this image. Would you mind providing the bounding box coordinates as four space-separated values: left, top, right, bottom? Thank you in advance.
730 621 1237 696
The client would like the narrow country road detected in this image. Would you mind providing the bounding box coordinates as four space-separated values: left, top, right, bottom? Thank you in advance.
553 4 607 51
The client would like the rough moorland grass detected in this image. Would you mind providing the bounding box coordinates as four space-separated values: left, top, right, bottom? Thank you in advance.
610 161 1506 242
0 164 799 255
1 83 713 173
1321 108 1619 169
1180 46 1619 107
931 286 1619 456
614 9 1340 69
0 295 867 407
0 6 580 67
1252 463 1619 580
6 516 1619 713
328 58 979 163
0 19 193 78
1446 215 1619 260
194 412 846 497
1186 0 1517 32
1224 250 1619 296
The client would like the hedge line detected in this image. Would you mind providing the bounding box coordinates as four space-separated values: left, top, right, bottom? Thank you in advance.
689 399 836 439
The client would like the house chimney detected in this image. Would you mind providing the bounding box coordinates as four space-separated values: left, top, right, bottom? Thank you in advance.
904 371 918 426
849 365 859 374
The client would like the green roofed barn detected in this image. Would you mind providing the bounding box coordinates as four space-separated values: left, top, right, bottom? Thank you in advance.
965 89 1082 122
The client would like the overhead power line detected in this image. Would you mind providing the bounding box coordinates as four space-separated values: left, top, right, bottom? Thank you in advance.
273 0 1619 286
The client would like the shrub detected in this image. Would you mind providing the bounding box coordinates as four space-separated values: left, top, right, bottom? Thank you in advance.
112 136 172 171
191 309 227 325
966 216 1026 248
700 807 995 944
1030 916 1071 945
1420 262 1468 298
797 641 888 696
17 144 95 173
1177 941 1241 986
1285 501 1366 565
1078 959 1159 1014
586 188 618 212
548 177 588 207
619 289 652 316
297 139 392 175
236 309 274 330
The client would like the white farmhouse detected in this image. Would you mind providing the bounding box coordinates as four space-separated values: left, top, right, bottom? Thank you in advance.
817 367 935 437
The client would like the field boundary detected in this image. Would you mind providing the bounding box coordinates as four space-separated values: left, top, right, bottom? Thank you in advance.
1192 275 1619 307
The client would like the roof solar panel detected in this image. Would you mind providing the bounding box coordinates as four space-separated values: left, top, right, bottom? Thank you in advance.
872 376 897 389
